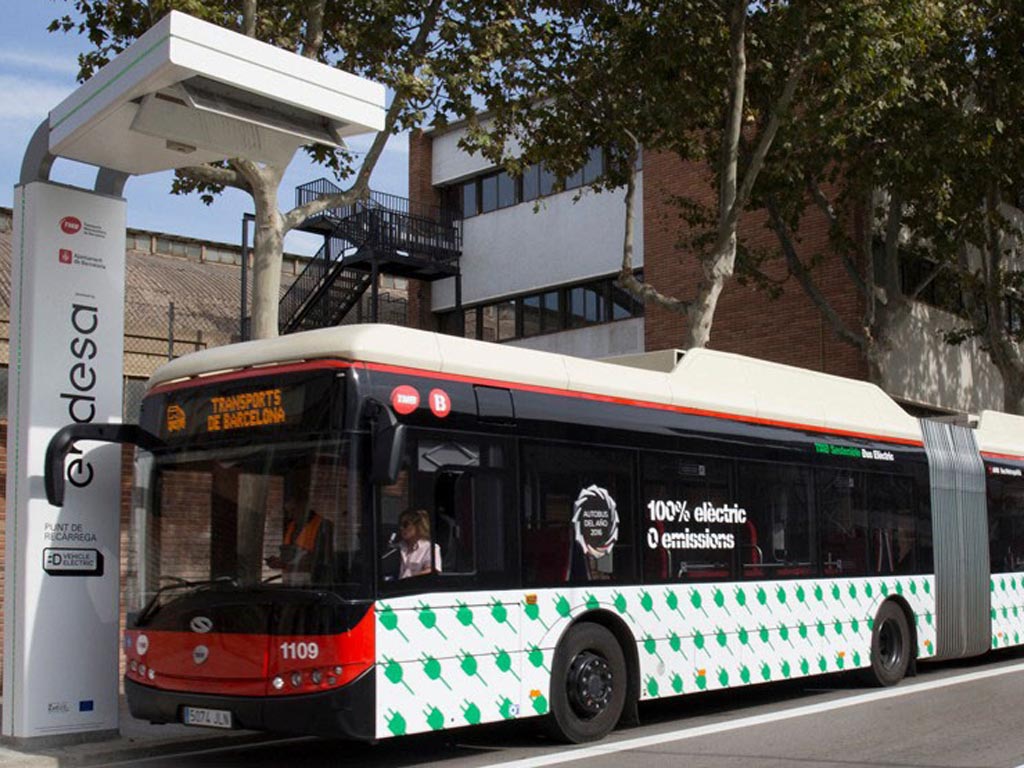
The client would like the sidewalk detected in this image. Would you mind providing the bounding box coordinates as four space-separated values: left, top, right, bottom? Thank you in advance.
0 698 283 767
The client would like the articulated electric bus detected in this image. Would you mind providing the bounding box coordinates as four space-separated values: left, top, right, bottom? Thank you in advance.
46 325 1024 743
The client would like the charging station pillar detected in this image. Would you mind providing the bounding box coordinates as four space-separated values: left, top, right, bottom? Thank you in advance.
3 180 126 744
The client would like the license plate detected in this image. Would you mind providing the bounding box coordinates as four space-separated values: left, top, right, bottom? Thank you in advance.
183 706 233 729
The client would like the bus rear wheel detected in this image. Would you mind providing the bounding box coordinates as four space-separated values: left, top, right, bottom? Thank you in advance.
547 622 627 743
866 601 911 687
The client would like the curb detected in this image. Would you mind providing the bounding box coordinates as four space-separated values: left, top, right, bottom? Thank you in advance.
0 731 288 767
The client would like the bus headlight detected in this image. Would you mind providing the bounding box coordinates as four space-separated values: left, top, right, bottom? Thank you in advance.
290 672 302 687
311 670 322 684
272 676 284 690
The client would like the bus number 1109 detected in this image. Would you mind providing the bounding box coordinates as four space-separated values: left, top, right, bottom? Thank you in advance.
280 641 319 660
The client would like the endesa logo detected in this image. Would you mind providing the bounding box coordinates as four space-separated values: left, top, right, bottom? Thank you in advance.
59 249 73 265
59 216 82 235
390 385 420 415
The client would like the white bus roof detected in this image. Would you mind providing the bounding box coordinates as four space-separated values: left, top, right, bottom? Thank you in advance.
149 324 928 443
976 410 1024 457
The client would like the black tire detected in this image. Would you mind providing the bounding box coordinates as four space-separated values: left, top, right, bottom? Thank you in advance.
547 622 628 744
865 601 911 687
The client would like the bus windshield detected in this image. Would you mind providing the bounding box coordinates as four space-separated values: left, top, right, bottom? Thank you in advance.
128 437 368 619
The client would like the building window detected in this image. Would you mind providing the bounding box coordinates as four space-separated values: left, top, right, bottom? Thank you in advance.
896 249 963 316
461 180 478 218
569 284 607 328
480 175 498 214
497 299 517 340
582 147 604 185
522 164 540 202
497 172 518 209
564 168 583 191
446 149 608 219
539 164 557 197
440 273 642 342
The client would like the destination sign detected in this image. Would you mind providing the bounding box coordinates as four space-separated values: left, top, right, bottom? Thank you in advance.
146 371 338 443
206 388 286 432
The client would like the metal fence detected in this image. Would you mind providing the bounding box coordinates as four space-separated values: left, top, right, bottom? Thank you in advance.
2 290 410 424
1 300 231 424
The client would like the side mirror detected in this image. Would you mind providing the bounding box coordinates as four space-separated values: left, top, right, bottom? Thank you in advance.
365 400 405 485
45 423 163 507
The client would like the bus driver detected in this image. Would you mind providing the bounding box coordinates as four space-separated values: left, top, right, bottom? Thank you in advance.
266 489 329 586
397 509 442 579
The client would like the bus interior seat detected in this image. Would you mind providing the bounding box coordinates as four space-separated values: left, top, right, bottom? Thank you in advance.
526 526 570 583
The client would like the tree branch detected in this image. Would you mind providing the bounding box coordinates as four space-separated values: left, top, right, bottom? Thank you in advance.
303 0 326 59
617 140 690 314
283 0 446 231
241 0 256 36
906 260 945 303
179 163 249 191
716 56 805 263
860 188 878 330
808 179 869 299
228 157 265 189
767 196 867 352
714 0 748 269
881 189 903 301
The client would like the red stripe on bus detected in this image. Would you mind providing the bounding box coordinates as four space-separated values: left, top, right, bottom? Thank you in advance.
146 356 924 448
982 451 1024 462
358 361 926 448
147 360 352 396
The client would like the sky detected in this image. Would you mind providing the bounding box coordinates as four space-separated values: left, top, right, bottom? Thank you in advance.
0 2 409 255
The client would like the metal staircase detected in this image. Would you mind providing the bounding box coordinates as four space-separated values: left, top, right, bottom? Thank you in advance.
279 179 461 335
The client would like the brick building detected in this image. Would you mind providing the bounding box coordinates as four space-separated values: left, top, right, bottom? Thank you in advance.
406 125 1005 417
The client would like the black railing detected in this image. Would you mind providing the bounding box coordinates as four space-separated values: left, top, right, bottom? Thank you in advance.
279 237 375 335
331 207 462 264
280 179 461 334
285 266 373 334
295 179 460 228
278 237 350 331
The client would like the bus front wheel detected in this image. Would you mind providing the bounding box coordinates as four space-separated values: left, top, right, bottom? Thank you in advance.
547 622 627 743
866 601 911 687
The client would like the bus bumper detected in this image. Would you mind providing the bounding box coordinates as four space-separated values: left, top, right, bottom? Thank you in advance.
124 671 374 741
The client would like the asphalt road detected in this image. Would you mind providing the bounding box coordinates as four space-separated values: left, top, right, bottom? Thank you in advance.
95 648 1024 768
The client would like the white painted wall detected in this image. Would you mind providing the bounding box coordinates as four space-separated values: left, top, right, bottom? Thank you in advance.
431 124 501 185
880 301 1005 413
506 318 645 359
432 177 643 309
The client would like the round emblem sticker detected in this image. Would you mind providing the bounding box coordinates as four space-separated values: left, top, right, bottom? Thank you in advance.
428 388 452 418
572 485 619 558
390 385 420 415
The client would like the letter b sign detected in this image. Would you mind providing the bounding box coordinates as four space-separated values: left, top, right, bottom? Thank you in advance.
428 388 451 418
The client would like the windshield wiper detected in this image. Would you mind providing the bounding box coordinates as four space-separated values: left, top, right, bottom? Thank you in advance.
136 576 238 624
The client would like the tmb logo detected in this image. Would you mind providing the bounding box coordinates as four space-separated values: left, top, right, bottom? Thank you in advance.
59 216 82 235
59 249 73 265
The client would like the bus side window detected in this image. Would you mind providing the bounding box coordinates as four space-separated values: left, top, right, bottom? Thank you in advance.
988 468 1024 573
522 442 635 587
736 463 813 579
641 453 734 583
378 432 516 591
429 440 515 585
866 474 915 575
817 470 868 577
